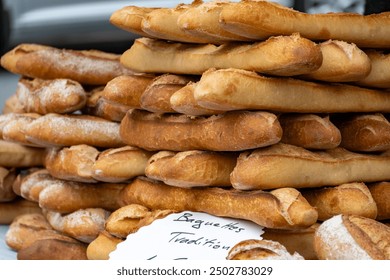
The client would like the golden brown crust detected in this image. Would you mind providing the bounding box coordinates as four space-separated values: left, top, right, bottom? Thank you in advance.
1 43 134 85
368 182 390 220
357 50 390 88
120 109 282 151
231 143 390 190
0 140 45 168
279 114 341 150
0 167 17 202
0 199 42 224
120 177 318 229
2 94 25 114
86 230 123 260
1 113 41 146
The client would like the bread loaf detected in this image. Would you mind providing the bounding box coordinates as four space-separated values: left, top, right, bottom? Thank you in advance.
87 230 123 260
120 109 282 151
368 182 390 220
314 214 390 259
120 177 318 229
0 167 17 202
1 113 41 146
120 35 322 76
0 199 41 224
0 140 44 168
2 94 25 114
231 143 390 190
357 50 390 88
194 68 390 113
17 169 53 202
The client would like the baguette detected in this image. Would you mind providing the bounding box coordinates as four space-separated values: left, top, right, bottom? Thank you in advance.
17 169 54 202
24 113 124 148
2 94 25 114
226 239 304 260
1 43 134 85
300 40 371 83
120 109 282 151
170 82 224 116
87 230 123 260
194 68 390 113
279 114 341 150
314 214 390 259
1 113 41 146
357 50 390 88
231 143 390 190
301 183 378 221
0 140 45 168
368 182 390 220
219 0 390 48
0 199 41 224
140 74 195 113
120 34 322 76
145 150 237 187
0 167 17 202
15 77 87 114
333 113 390 152
120 177 318 229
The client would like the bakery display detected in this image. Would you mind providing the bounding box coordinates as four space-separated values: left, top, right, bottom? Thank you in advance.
1 0 390 260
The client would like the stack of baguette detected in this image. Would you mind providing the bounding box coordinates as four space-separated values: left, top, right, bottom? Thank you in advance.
1 0 390 260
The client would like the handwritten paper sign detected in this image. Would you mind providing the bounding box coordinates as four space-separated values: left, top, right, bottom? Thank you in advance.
109 211 264 260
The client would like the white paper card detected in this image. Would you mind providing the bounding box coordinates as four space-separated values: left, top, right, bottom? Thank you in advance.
109 211 264 260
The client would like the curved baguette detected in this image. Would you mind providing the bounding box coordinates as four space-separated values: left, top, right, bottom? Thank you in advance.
45 145 100 183
357 50 390 88
300 40 371 83
102 75 155 108
177 1 251 43
120 177 318 229
368 182 390 220
314 214 390 260
145 150 237 187
140 74 195 113
219 0 390 48
194 68 390 113
16 78 87 114
262 223 319 260
1 43 134 85
231 143 390 190
170 82 224 116
227 239 304 260
333 113 390 152
0 199 42 224
24 113 124 148
87 230 123 260
301 182 378 221
44 208 111 243
38 180 127 213
120 109 282 151
92 146 152 183
279 114 341 150
110 6 158 37
120 35 322 76
1 113 41 146
0 167 17 202
105 204 174 239
141 3 210 44
18 169 54 202
0 140 44 168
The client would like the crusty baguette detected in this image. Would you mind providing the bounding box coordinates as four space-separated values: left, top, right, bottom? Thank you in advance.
219 0 390 48
279 114 341 150
0 140 44 168
301 183 378 221
262 223 319 260
170 82 224 116
2 94 25 114
227 239 304 260
16 78 87 114
120 177 318 229
1 43 134 85
87 230 123 260
120 109 282 151
105 204 173 239
24 113 124 148
0 199 42 224
194 68 390 113
300 40 371 82
357 50 390 88
102 74 155 108
0 167 17 202
314 214 390 259
231 143 390 190
140 74 195 113
38 180 126 213
120 34 322 76
110 6 158 37
333 113 390 152
1 113 41 146
17 169 53 202
44 208 111 243
368 182 390 220
145 150 237 187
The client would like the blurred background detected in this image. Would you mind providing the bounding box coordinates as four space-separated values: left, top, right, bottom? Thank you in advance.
0 0 387 110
